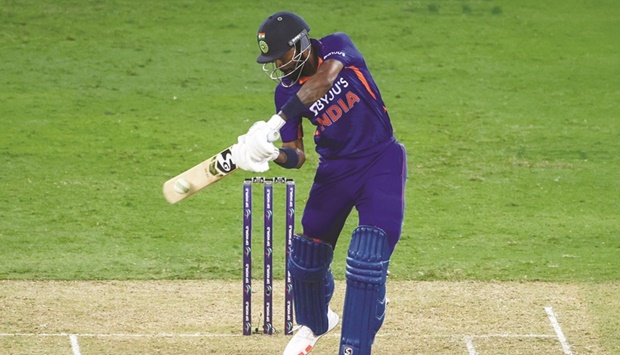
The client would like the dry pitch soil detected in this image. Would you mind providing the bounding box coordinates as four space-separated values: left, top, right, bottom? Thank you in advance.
0 280 617 354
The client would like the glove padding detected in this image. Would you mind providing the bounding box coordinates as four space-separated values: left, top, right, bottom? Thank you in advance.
230 115 285 173
245 121 280 161
231 141 270 173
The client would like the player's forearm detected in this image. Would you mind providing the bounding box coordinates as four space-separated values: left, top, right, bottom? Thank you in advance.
297 75 335 106
275 141 306 169
279 82 330 122
279 59 344 121
274 148 305 169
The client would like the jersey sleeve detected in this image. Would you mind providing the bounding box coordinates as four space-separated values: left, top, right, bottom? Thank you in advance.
321 32 364 68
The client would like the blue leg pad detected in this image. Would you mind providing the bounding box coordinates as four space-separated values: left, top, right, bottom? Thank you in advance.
288 234 334 335
340 226 391 355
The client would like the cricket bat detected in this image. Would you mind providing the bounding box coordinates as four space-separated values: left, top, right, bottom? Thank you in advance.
162 129 280 204
162 145 237 204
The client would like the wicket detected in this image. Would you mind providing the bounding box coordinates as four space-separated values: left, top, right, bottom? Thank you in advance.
243 177 295 335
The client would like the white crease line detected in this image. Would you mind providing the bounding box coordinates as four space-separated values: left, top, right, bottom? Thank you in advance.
464 335 478 355
69 334 81 355
472 334 556 339
0 332 556 339
545 306 573 355
0 333 243 338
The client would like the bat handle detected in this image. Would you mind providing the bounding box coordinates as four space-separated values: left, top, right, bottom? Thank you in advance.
267 129 280 142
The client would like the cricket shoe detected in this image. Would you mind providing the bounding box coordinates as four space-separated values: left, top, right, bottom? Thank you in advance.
283 309 339 355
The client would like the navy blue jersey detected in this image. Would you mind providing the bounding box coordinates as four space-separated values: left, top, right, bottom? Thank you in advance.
275 33 395 159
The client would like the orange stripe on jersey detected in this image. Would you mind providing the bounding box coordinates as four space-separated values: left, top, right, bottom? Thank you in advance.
348 66 377 100
299 57 324 85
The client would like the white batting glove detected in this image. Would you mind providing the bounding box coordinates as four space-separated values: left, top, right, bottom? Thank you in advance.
266 114 286 131
230 115 284 172
243 120 280 162
230 142 270 173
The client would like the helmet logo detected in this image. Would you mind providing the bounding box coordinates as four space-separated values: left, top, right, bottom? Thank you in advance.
259 40 269 54
258 32 268 54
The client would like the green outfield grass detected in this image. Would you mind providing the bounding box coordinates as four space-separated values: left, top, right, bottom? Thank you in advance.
2 1 618 352
1 0 618 283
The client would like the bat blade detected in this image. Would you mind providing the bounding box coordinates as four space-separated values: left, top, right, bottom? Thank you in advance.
162 146 237 204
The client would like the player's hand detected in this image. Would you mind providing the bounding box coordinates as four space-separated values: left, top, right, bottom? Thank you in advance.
231 114 285 172
243 121 280 162
231 142 270 173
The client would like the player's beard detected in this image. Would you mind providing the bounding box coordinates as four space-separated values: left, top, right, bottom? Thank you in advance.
282 49 313 85
282 63 304 82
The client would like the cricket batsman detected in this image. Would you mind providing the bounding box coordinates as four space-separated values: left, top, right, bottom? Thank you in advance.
231 11 408 355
